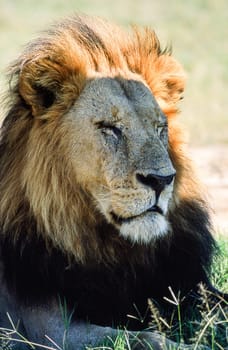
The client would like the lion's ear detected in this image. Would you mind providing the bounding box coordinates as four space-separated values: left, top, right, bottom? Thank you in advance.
18 57 61 116
18 56 85 117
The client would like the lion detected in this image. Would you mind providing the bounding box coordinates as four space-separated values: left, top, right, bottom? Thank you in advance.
0 15 226 350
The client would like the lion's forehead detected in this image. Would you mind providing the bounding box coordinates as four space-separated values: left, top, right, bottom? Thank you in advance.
72 76 166 127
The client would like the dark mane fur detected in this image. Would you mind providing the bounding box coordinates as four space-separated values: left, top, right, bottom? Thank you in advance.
0 199 215 329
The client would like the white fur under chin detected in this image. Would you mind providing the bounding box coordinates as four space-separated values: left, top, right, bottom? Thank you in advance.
119 212 169 244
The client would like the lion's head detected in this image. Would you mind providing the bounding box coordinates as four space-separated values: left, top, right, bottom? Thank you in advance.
1 15 198 262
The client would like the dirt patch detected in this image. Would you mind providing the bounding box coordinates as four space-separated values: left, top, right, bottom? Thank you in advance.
190 146 228 236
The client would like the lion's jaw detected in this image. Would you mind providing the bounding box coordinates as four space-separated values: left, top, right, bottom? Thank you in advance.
94 182 173 244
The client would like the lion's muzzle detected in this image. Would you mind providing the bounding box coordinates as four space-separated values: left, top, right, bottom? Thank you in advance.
105 171 175 244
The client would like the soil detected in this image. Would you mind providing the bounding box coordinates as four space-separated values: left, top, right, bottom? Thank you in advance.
190 146 228 236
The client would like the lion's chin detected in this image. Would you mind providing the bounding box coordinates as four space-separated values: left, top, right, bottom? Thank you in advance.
118 212 169 244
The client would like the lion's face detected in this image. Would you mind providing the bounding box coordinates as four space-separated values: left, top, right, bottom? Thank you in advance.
1 17 186 258
66 75 175 244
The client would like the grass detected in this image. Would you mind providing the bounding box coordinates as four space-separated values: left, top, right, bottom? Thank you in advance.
0 0 228 144
0 238 227 350
211 238 228 293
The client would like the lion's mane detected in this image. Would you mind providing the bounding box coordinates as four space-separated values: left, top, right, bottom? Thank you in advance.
0 15 215 329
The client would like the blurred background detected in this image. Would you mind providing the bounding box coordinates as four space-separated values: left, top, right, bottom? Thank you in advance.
0 0 227 233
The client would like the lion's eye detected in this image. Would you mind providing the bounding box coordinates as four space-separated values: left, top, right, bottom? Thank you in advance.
96 121 122 140
156 124 167 135
156 123 168 144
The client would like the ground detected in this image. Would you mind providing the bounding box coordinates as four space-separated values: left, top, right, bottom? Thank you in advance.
190 145 228 236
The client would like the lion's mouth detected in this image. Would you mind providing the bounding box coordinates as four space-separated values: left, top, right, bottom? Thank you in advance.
111 205 163 225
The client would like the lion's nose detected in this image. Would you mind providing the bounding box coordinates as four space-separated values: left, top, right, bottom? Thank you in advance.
136 172 175 197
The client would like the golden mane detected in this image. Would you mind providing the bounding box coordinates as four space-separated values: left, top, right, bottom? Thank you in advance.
10 16 185 117
0 15 202 264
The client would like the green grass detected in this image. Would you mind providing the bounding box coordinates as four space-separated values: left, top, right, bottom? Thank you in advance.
211 238 228 293
0 0 228 144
